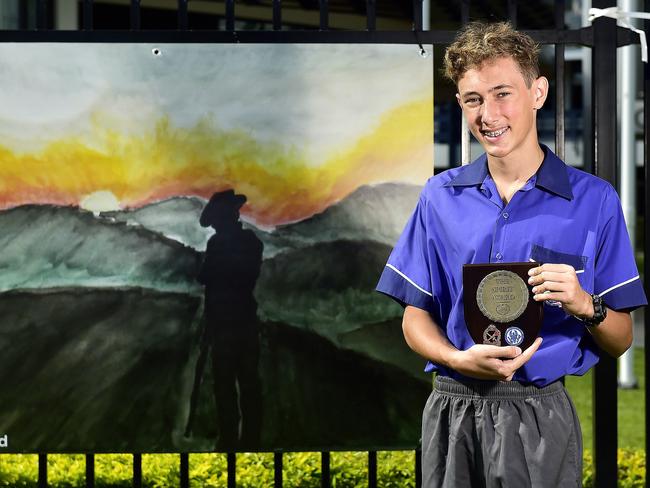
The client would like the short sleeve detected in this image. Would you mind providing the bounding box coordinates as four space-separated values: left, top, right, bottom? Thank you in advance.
376 196 434 311
594 186 647 310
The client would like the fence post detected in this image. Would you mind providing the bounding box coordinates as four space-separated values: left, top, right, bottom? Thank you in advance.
85 454 95 488
133 454 142 488
642 1 650 486
321 452 330 488
274 452 283 487
591 1 619 487
180 453 189 488
368 451 377 488
38 454 47 488
227 453 236 488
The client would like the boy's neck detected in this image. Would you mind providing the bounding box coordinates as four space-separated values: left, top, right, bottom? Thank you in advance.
487 141 545 204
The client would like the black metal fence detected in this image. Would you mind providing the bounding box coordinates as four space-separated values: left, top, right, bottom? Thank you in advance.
1 1 647 487
35 451 416 488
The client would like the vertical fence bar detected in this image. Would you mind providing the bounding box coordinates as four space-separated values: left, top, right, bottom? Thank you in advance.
368 451 377 488
130 0 141 30
133 454 142 488
226 0 235 31
180 453 189 488
459 0 470 167
274 452 283 487
178 0 188 30
18 0 29 29
413 0 423 31
227 453 236 488
319 0 328 30
319 0 329 30
641 0 650 478
36 0 48 29
366 0 376 31
449 99 462 166
554 0 565 161
507 0 516 28
321 452 330 488
591 1 619 486
85 454 95 488
460 0 469 25
38 454 47 488
415 448 422 488
273 0 282 30
592 0 618 185
82 0 93 30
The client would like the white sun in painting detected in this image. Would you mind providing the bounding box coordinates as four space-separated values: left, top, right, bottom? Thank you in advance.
80 190 122 215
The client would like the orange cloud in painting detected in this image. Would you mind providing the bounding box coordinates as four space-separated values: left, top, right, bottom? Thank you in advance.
0 96 433 227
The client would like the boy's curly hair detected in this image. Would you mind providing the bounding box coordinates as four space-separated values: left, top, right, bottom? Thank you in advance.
443 21 540 87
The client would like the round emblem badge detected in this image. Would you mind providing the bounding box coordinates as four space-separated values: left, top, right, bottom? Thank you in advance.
476 270 528 323
505 326 525 346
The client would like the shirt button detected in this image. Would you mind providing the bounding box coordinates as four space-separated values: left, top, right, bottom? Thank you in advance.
496 252 503 260
503 212 509 219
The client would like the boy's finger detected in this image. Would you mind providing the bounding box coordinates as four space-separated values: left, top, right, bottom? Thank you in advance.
510 337 543 368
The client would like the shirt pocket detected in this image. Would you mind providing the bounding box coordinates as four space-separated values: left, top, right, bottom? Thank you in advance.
530 244 592 293
530 244 587 270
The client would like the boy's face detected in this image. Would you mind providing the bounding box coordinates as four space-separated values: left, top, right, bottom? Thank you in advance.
456 56 547 162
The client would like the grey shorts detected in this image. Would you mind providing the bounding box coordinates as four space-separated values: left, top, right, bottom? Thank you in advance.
422 376 582 488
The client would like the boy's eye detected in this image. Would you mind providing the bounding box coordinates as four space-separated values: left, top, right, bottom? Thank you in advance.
496 92 511 98
464 97 480 106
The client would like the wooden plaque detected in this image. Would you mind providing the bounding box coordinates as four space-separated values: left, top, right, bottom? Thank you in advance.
463 262 543 350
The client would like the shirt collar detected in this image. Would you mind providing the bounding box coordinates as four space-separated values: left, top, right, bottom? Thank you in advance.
444 144 573 200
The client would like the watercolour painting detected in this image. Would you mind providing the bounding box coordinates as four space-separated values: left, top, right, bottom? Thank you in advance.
0 43 433 452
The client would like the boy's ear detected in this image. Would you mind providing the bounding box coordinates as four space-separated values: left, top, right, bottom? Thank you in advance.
456 93 462 107
533 76 549 110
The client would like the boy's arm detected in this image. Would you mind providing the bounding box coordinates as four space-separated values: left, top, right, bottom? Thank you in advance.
585 309 632 358
528 263 632 358
402 305 542 381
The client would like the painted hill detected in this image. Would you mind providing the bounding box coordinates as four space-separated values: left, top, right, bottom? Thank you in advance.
0 288 427 452
270 182 422 249
98 182 422 257
102 196 212 251
0 205 202 294
257 238 399 333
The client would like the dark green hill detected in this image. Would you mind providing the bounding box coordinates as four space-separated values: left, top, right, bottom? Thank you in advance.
0 205 202 293
0 287 427 452
0 287 202 453
258 238 393 292
256 238 402 335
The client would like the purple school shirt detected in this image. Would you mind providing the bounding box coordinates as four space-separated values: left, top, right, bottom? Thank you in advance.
376 145 647 386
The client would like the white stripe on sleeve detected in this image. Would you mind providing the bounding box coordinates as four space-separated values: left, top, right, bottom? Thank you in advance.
386 264 433 297
598 275 640 297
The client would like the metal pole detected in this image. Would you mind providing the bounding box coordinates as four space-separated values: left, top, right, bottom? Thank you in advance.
461 117 471 165
591 1 620 486
643 0 650 479
422 0 430 30
460 6 470 166
583 0 594 171
618 0 639 389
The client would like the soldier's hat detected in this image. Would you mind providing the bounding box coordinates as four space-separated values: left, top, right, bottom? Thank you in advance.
200 189 247 227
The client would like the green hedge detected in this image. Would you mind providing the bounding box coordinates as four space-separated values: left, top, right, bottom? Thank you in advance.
0 450 644 487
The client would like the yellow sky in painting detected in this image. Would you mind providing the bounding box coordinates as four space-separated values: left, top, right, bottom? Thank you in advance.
0 96 433 227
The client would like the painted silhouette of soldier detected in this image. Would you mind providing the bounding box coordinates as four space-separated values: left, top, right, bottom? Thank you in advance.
186 189 263 449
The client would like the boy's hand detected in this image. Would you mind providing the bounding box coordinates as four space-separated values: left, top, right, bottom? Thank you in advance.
447 337 543 381
528 263 593 319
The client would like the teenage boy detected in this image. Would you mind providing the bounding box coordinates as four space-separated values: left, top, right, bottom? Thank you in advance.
377 21 646 487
